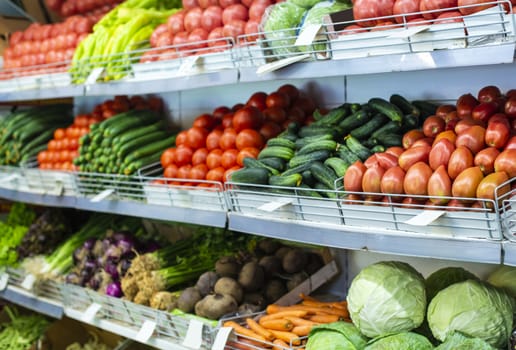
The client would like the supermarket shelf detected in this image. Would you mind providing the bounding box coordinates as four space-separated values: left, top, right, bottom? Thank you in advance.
503 241 516 266
84 69 240 96
239 44 516 83
228 213 503 264
0 188 77 208
0 285 63 319
64 308 194 350
0 85 85 102
75 197 227 227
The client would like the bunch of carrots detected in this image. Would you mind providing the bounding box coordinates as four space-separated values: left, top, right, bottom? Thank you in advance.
224 294 350 350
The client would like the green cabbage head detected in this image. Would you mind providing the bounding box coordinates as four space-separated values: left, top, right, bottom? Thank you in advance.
306 322 368 350
434 332 496 350
347 261 426 338
426 266 478 302
427 279 514 349
487 265 516 298
364 332 433 350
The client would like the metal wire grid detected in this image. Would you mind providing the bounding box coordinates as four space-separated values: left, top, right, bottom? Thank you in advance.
61 283 216 347
500 177 516 240
235 1 516 66
19 159 78 196
74 171 145 202
138 162 228 211
6 267 62 301
0 166 27 191
224 181 504 240
0 61 71 92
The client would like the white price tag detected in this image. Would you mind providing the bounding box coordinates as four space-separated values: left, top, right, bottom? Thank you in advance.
387 25 431 38
85 67 104 85
177 55 201 76
295 24 323 46
82 303 102 323
0 273 9 291
50 181 64 196
258 198 294 212
256 54 310 75
182 319 204 349
136 320 156 343
211 327 233 350
405 210 446 226
21 274 36 290
90 189 115 202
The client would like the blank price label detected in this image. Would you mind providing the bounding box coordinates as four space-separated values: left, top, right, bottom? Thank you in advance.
21 274 36 290
258 198 293 212
136 320 156 343
405 210 446 226
182 319 204 349
90 189 115 203
85 67 104 85
0 273 9 291
82 303 102 323
211 327 233 350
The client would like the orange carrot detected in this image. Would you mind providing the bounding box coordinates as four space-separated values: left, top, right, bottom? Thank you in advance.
260 310 309 322
223 321 267 342
269 330 301 346
259 318 294 331
272 339 290 350
246 318 274 341
266 304 348 318
308 314 340 323
284 316 318 327
301 299 348 310
292 325 313 337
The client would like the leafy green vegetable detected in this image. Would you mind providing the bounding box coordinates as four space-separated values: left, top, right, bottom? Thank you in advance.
434 332 496 350
427 280 514 349
364 332 433 350
306 322 368 350
0 307 49 349
289 0 325 9
426 266 478 302
347 261 426 338
0 223 29 267
263 2 307 58
6 203 35 227
487 265 516 298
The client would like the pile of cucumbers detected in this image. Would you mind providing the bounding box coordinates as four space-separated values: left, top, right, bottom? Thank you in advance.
74 110 176 175
231 95 436 197
0 105 73 166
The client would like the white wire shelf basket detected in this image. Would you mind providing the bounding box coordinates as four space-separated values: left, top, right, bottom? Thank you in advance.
61 283 216 348
6 267 62 301
500 177 516 241
0 61 71 93
19 158 78 197
224 179 507 241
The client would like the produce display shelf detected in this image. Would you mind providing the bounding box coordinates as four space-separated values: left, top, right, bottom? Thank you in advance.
0 187 77 209
228 212 503 264
503 241 516 266
0 285 63 319
0 84 85 103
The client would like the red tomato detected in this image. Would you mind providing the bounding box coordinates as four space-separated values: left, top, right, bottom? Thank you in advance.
259 122 282 140
376 152 399 170
206 166 225 181
213 106 231 120
266 92 290 109
423 115 446 138
190 163 209 180
232 106 263 132
176 130 188 146
476 172 510 207
381 166 406 195
362 166 386 197
455 93 478 119
471 102 498 123
206 129 223 150
452 166 484 200
177 164 193 179
175 146 194 166
188 28 209 50
236 147 260 166
364 154 379 169
485 116 510 149
246 92 268 111
429 138 455 170
420 0 458 19
505 136 516 150
221 149 239 168
235 129 264 150
219 0 239 7
404 162 433 195
353 0 395 26
436 105 456 119
222 113 234 129
393 0 421 23
455 125 486 154
504 97 516 119
206 149 224 169
455 117 485 135
183 0 199 9
207 27 226 47
385 146 404 158
427 164 452 204
186 127 209 149
295 96 316 115
164 164 179 178
219 128 237 150
398 144 431 171
202 6 223 32
167 11 186 34
263 107 286 123
287 106 306 124
248 0 271 20
222 4 248 25
433 130 457 145
192 148 209 165
494 149 516 177
198 0 218 8
223 20 246 39
344 160 367 192
54 128 66 140
474 147 500 175
448 146 474 179
477 85 502 104
277 84 300 101
184 7 203 33
402 129 425 149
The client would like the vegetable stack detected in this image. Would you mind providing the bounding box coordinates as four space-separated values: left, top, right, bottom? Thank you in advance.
0 105 73 166
231 93 429 196
70 0 182 82
0 203 36 267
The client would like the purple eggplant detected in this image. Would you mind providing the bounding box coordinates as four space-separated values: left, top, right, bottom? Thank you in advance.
106 281 123 298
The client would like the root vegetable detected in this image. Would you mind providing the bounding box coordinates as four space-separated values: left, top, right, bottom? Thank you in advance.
274 247 291 260
286 272 308 291
264 279 287 303
282 249 307 274
239 261 265 292
243 292 266 307
215 256 241 277
304 253 324 275
195 293 238 319
259 255 282 276
238 303 262 315
214 277 244 303
258 239 281 254
150 291 179 311
196 271 219 296
178 287 202 313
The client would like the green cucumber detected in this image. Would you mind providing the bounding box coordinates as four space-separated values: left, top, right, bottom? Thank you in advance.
116 120 167 145
370 145 386 153
123 135 176 165
345 135 372 161
288 150 331 168
282 162 313 176
242 157 280 175
301 170 315 187
19 129 54 155
97 110 142 130
117 131 169 158
259 157 286 172
350 114 389 140
338 109 372 134
337 144 361 165
311 161 339 190
412 100 438 118
375 133 403 147
312 107 347 126
229 167 269 185
298 140 338 155
258 146 295 161
368 97 403 123
324 157 349 178
389 94 420 117
266 137 296 150
314 182 337 199
402 113 420 131
123 150 163 175
104 112 159 138
295 134 334 149
371 120 402 140
269 173 302 187
298 125 338 138
298 183 323 198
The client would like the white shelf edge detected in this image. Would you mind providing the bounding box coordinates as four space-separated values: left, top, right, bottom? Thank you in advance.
503 241 516 266
0 285 63 319
228 212 503 264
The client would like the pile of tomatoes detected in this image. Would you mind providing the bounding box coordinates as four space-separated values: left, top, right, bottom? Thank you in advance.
344 85 516 208
2 17 93 76
45 0 122 21
160 84 316 184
